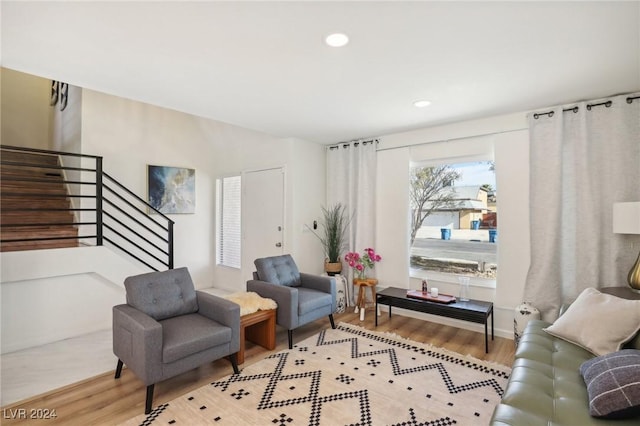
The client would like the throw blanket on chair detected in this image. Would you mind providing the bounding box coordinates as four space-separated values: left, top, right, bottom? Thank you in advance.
223 291 277 316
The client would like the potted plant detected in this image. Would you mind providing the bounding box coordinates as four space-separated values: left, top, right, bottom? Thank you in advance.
310 203 349 275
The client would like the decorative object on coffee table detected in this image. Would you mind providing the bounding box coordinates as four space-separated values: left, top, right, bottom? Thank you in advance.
613 202 640 293
458 276 470 301
406 289 456 304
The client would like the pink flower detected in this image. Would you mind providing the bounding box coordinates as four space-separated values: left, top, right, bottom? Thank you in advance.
344 248 382 279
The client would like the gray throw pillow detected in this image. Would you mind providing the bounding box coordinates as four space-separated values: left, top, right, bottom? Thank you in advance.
580 349 640 419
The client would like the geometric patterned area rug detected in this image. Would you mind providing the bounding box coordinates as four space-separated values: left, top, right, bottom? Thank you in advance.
121 323 510 426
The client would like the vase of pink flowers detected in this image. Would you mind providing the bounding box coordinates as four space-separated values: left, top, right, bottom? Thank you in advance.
344 248 382 280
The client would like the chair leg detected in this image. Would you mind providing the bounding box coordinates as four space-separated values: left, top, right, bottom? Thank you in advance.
229 353 240 374
145 384 155 415
288 330 293 349
115 359 123 379
329 314 336 329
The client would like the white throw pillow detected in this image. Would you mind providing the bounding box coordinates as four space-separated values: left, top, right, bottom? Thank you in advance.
544 287 640 356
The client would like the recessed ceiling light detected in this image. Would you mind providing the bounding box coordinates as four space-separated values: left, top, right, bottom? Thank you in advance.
413 100 432 108
325 33 349 47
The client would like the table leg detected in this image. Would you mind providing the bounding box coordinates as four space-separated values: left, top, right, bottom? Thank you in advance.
375 300 378 326
354 285 363 313
485 317 489 354
370 285 380 316
491 308 494 341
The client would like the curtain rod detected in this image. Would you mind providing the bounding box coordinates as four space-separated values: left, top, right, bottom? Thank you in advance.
374 127 527 153
327 138 379 150
533 95 639 119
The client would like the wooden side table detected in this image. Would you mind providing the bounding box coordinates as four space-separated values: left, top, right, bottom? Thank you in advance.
354 278 379 321
238 308 276 364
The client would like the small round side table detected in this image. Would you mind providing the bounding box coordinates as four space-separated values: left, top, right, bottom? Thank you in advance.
354 278 379 321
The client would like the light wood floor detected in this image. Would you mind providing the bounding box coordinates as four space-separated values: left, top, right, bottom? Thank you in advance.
1 312 515 425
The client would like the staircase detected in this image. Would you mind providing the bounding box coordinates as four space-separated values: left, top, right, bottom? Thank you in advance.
1 150 79 251
1 145 174 270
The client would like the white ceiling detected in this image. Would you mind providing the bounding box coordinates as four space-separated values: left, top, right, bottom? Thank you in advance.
2 1 639 144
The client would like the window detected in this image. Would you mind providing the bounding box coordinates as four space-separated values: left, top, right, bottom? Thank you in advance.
216 175 241 268
409 160 497 279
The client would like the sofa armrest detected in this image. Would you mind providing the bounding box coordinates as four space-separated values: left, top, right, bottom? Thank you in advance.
299 273 335 294
300 273 336 311
196 291 241 352
247 279 298 329
112 304 163 385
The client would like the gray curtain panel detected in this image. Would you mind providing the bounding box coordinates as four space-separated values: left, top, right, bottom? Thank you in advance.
524 93 640 321
327 140 378 305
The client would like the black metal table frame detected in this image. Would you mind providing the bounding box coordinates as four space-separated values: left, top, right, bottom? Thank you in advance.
375 287 494 353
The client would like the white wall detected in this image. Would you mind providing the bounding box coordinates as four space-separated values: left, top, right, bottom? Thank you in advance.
80 89 325 290
289 138 326 273
0 247 147 353
375 113 530 338
51 84 82 154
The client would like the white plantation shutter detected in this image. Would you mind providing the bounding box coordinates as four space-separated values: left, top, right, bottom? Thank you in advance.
217 175 241 268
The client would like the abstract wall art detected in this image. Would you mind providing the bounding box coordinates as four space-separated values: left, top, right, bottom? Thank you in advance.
148 165 195 214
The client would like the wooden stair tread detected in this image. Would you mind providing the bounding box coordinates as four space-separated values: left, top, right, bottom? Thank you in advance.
0 240 79 252
1 165 64 177
1 150 60 165
0 150 82 252
1 212 76 224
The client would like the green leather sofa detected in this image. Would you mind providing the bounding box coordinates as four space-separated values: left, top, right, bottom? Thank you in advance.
490 319 640 425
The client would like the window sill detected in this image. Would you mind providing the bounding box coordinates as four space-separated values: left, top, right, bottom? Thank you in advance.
409 268 496 289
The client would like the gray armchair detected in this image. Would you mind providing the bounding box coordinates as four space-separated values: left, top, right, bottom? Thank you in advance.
247 254 336 349
113 267 240 414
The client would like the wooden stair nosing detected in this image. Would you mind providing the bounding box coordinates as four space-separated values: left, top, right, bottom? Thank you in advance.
0 150 60 166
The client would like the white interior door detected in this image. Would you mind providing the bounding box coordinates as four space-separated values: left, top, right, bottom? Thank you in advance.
242 167 285 283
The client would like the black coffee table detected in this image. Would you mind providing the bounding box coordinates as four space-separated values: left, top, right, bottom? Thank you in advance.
375 286 494 353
